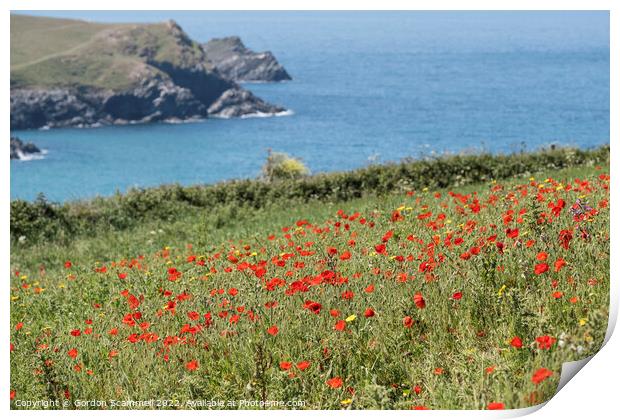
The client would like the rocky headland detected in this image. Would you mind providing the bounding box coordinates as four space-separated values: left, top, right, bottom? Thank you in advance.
203 36 291 82
10 15 289 129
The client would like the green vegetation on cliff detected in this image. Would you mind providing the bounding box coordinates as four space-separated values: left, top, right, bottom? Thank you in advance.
11 14 211 90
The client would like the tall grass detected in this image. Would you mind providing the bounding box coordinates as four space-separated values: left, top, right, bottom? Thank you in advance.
10 162 610 409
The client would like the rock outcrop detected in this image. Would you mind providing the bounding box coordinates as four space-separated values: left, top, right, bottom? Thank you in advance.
207 88 286 118
10 16 287 130
12 79 207 129
10 137 41 160
203 36 291 82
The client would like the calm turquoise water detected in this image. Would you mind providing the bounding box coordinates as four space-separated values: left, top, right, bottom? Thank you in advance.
10 11 610 202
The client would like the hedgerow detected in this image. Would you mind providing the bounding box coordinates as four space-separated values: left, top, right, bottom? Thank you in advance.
10 145 609 245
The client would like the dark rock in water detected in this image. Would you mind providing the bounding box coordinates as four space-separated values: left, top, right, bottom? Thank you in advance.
203 36 291 82
10 137 41 160
207 88 286 118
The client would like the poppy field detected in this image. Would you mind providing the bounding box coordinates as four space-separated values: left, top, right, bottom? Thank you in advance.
10 163 610 410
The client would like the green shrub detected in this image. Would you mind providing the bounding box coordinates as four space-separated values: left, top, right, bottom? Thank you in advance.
261 150 310 182
10 145 610 245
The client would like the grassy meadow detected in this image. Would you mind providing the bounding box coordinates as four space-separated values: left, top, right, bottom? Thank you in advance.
10 152 610 410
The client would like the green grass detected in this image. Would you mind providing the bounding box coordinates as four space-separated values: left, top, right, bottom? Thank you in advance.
10 14 207 90
10 15 113 68
10 162 610 409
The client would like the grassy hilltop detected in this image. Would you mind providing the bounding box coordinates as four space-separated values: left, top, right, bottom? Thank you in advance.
11 14 211 91
10 148 610 409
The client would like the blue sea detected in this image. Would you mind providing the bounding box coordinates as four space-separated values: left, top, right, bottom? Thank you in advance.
10 11 610 202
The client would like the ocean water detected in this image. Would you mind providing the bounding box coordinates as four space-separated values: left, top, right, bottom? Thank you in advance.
10 11 610 202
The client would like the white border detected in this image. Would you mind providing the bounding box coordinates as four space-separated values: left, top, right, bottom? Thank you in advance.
3 1 617 419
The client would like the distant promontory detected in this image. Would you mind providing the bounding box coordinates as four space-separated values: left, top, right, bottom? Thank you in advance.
203 36 291 82
10 15 291 129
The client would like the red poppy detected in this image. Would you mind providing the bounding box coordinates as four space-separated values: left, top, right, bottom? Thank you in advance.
167 267 181 281
296 361 311 371
334 320 346 331
185 360 199 371
326 376 343 388
535 335 556 350
510 336 523 349
280 361 292 371
364 308 375 318
487 402 505 410
559 230 573 249
403 316 414 328
374 244 387 254
341 290 354 300
267 325 279 336
505 228 519 239
531 368 553 385
452 291 463 300
534 263 549 275
554 258 567 272
413 292 426 309
303 300 322 314
67 348 78 359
